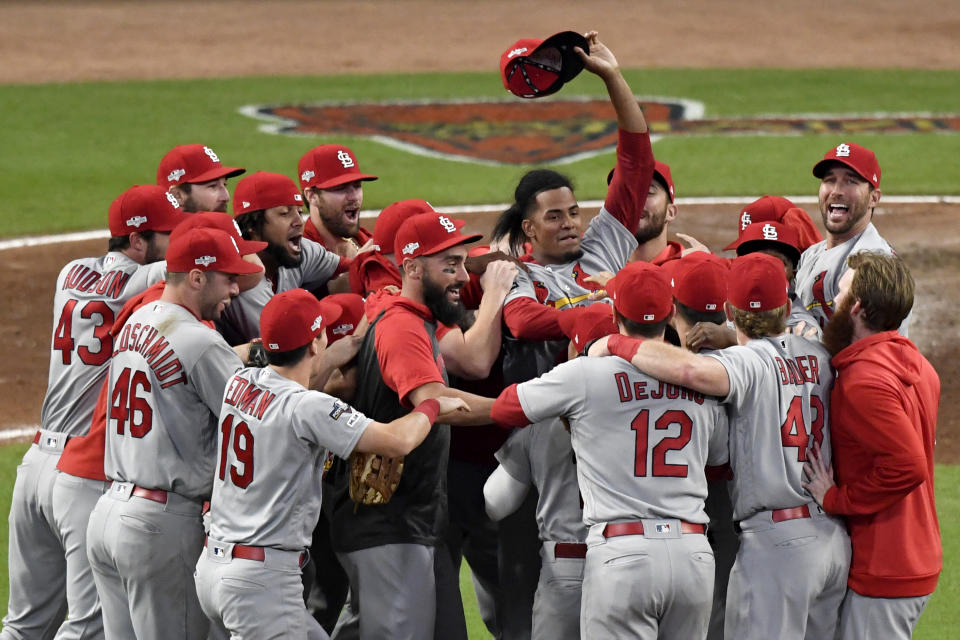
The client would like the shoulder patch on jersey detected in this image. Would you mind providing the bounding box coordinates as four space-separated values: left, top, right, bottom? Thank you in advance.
329 400 353 421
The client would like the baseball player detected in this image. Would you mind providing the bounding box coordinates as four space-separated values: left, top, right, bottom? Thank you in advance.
348 199 434 295
327 212 501 640
85 228 261 640
195 288 468 639
722 195 822 253
606 161 681 265
492 31 654 382
803 252 940 639
157 143 245 213
0 185 186 640
794 142 906 332
299 144 377 258
218 170 346 345
491 261 728 638
690 220 823 352
590 253 851 639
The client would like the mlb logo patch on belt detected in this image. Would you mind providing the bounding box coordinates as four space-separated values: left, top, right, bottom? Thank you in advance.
45 436 59 447
655 522 672 534
212 545 227 558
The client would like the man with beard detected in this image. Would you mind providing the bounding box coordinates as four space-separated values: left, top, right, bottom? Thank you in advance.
606 161 679 264
299 144 377 258
328 212 501 640
794 142 905 333
157 144 245 213
586 253 851 640
1 185 187 640
86 228 262 640
803 251 941 640
219 170 348 344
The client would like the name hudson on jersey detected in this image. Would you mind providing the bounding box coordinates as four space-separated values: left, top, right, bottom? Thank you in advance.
112 323 186 389
62 265 132 299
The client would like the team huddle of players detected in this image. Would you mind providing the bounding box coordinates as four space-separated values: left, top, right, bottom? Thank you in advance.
3 32 941 640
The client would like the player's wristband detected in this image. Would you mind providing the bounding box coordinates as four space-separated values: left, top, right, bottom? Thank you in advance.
413 399 441 424
608 334 643 361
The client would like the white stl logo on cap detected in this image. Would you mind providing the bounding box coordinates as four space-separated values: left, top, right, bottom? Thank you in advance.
762 223 778 240
203 146 220 162
740 212 752 230
438 216 456 233
337 150 355 168
835 143 851 157
508 47 528 59
126 216 148 228
165 192 181 208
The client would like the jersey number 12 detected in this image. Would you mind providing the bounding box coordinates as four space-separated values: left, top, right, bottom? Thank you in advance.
632 409 692 478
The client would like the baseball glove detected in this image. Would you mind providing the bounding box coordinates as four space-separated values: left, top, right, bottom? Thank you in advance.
349 452 404 505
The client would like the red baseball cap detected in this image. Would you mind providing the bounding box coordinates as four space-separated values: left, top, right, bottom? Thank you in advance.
812 142 881 189
298 145 377 190
394 212 482 262
727 221 802 267
165 228 263 275
233 171 303 216
108 185 190 237
156 144 245 187
727 253 789 312
261 288 341 352
373 200 435 254
557 304 618 353
607 262 673 324
606 161 675 202
500 31 588 99
170 211 267 255
664 253 729 313
323 293 366 344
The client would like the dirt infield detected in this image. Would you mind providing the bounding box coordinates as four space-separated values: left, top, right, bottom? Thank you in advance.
2 1 958 462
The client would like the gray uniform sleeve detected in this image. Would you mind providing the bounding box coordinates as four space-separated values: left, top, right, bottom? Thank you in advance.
504 265 539 305
705 346 764 407
579 209 639 270
190 340 245 414
292 394 372 460
706 406 730 466
516 359 585 425
298 239 342 289
494 427 534 485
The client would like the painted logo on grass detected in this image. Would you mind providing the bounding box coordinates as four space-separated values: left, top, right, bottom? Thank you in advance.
240 98 960 165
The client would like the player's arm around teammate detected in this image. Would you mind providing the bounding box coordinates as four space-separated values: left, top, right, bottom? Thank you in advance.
197 289 467 639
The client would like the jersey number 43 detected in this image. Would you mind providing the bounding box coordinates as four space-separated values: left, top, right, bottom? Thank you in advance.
780 395 825 462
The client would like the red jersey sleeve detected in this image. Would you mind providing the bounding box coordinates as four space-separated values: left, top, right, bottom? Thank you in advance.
491 384 532 427
375 306 446 407
605 130 655 234
503 297 566 341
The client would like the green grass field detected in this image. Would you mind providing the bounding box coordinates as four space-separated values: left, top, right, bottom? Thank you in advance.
2 68 959 237
0 442 957 638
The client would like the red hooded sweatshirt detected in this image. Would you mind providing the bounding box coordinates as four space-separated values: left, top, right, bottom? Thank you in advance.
824 330 941 597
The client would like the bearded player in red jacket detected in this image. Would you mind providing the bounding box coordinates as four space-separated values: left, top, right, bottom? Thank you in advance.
804 251 941 640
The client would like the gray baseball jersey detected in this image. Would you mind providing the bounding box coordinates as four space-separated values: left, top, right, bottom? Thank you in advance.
794 222 905 332
216 238 340 344
504 209 636 378
41 253 166 437
0 253 163 640
788 291 823 339
495 419 586 543
513 356 728 526
705 334 833 521
104 300 243 500
209 366 372 549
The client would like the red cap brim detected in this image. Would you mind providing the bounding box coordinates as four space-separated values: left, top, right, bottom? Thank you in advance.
312 173 378 190
187 166 246 184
